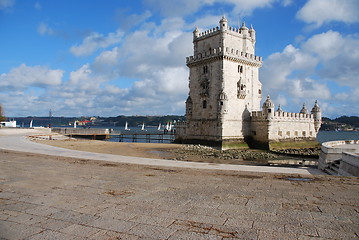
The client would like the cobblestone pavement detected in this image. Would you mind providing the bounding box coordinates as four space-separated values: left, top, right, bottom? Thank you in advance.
1 150 358 240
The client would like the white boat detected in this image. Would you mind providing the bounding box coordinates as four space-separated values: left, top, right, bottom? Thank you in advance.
29 120 33 128
158 123 161 131
125 122 130 131
165 122 169 131
141 123 146 131
168 122 172 131
74 121 77 128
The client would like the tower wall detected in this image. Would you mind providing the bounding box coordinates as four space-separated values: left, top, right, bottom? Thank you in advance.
175 17 321 150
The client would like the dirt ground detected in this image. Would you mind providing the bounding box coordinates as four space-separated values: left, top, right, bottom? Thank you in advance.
35 139 317 166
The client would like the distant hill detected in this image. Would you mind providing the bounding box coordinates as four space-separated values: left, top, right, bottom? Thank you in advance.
10 115 358 130
11 115 186 127
321 116 359 131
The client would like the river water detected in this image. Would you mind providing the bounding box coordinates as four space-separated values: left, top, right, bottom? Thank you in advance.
53 125 358 144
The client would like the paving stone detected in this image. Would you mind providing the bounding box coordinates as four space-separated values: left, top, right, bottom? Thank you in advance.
25 229 86 240
170 219 213 234
316 227 358 239
182 213 227 225
59 223 101 237
284 224 318 237
1 150 358 240
97 207 137 221
252 220 285 232
0 201 39 212
31 217 73 231
7 212 46 225
87 216 138 232
128 223 177 239
258 229 293 240
129 214 176 227
186 206 225 217
49 210 98 225
25 205 61 217
0 220 44 240
87 229 140 240
224 217 254 229
168 230 222 240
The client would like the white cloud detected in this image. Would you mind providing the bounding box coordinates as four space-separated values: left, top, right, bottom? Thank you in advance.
0 0 15 10
144 0 290 18
0 64 63 90
261 30 359 115
303 31 359 87
38 23 54 36
70 30 124 57
297 0 359 28
261 44 318 90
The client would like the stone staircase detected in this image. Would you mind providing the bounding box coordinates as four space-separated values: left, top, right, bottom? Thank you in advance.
324 160 341 176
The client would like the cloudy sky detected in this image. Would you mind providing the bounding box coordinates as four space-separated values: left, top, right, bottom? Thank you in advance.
0 0 358 118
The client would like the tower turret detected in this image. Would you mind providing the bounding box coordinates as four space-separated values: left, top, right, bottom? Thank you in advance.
262 96 274 119
276 104 283 113
219 16 228 31
300 103 308 114
193 27 200 40
218 90 228 117
311 100 322 132
240 22 249 36
249 24 256 43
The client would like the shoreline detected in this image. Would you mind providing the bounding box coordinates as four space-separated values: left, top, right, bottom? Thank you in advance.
34 138 320 167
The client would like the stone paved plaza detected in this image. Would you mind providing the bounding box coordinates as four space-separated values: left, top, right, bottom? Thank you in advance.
0 149 358 239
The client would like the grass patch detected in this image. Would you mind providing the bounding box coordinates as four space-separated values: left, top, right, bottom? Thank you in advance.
269 140 320 150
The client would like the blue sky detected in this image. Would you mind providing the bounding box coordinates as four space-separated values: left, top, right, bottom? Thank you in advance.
0 0 358 118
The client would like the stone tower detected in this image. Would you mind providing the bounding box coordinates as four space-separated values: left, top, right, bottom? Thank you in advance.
178 17 263 148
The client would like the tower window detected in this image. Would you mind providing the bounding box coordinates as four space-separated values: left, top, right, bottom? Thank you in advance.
203 65 208 74
258 89 262 94
220 101 223 106
238 65 243 73
203 100 207 109
268 109 271 113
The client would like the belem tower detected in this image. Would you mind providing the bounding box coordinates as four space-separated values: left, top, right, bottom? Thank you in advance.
175 17 322 150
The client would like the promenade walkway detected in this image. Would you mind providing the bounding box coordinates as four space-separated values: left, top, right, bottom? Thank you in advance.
0 128 358 239
0 128 321 175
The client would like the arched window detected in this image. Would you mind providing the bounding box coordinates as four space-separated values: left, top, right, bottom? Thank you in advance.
203 100 207 109
238 65 243 73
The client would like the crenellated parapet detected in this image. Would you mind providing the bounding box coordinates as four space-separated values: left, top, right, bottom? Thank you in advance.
194 18 256 42
251 110 314 121
176 121 188 127
186 46 262 66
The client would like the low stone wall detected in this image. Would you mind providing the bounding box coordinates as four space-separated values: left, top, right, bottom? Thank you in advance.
318 140 359 176
339 152 359 177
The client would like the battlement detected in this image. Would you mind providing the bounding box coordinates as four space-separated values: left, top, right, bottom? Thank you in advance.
194 24 255 41
176 121 188 127
186 46 262 65
196 27 220 39
251 111 314 121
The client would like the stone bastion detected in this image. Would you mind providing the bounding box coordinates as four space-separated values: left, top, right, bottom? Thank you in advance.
318 140 359 177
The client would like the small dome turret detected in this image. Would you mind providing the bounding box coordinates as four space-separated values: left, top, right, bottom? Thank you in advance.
219 16 228 31
276 104 283 113
240 22 248 30
311 100 321 113
311 100 322 132
240 22 248 36
249 24 256 42
193 27 200 39
262 95 275 119
262 95 274 108
300 103 308 114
